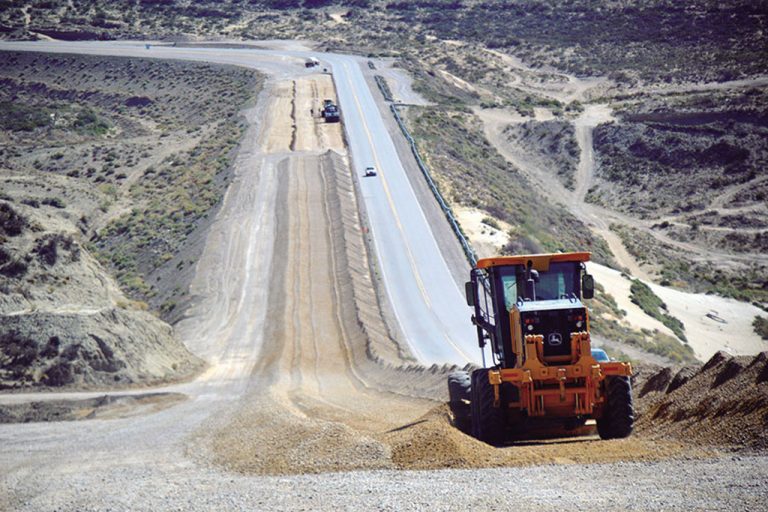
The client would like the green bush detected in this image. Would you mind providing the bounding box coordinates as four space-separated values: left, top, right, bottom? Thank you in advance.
630 279 687 342
33 233 80 266
481 216 500 230
0 102 51 132
74 108 111 135
0 203 27 236
754 316 768 340
42 197 66 209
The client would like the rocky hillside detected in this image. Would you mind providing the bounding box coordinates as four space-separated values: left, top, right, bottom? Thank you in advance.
0 198 201 389
591 89 768 223
503 120 579 190
0 51 262 389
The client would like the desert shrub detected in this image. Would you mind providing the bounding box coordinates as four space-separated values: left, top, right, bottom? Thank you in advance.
0 203 27 236
481 216 500 229
0 258 28 279
74 109 110 135
0 331 38 380
0 101 51 132
41 361 74 386
0 244 29 279
41 197 66 209
124 96 153 108
33 233 80 266
754 316 768 340
630 279 687 342
40 336 61 359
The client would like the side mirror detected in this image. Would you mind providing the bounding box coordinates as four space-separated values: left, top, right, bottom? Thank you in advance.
582 274 595 299
465 281 476 307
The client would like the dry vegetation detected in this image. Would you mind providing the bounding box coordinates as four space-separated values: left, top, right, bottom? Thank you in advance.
591 89 768 220
611 223 768 308
404 106 615 263
4 1 765 84
503 120 579 190
0 51 261 388
589 283 696 364
0 51 261 320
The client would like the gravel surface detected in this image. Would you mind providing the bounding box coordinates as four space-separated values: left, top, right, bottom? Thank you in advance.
3 455 767 511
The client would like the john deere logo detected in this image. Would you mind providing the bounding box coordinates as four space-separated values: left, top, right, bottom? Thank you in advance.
547 332 563 346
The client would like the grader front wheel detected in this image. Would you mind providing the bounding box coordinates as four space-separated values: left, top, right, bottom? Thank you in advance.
470 369 506 446
597 376 634 439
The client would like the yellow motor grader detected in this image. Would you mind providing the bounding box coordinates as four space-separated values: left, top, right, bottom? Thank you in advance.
448 252 634 445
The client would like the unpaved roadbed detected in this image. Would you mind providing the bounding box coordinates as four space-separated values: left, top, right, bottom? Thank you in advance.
3 455 766 511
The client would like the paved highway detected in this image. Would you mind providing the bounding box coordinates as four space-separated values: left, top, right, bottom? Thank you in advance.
0 41 479 366
321 52 479 366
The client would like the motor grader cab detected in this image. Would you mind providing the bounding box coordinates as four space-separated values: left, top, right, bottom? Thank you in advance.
448 252 634 445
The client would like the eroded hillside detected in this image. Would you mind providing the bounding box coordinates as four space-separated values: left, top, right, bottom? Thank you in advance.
0 51 262 388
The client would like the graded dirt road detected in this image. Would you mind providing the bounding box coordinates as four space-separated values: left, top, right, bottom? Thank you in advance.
1 42 767 511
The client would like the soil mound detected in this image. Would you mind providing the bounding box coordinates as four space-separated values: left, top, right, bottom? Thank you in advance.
384 405 500 470
635 351 768 450
639 366 673 397
386 403 708 470
0 309 202 389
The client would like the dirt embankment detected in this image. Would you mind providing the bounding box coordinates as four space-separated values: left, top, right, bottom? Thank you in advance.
635 351 768 451
0 196 201 390
203 74 461 475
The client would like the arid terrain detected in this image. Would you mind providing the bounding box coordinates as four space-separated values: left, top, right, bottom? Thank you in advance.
0 1 767 510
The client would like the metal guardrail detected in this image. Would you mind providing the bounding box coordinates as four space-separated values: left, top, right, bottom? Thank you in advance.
389 104 477 266
374 75 394 102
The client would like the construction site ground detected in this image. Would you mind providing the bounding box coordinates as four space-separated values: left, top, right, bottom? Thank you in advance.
0 42 766 511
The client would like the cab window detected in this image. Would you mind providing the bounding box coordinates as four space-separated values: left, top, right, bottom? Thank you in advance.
536 262 579 300
501 274 518 310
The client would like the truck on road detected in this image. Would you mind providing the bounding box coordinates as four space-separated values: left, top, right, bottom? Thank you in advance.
321 99 340 123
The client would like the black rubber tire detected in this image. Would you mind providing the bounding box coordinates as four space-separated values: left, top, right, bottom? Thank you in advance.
597 376 635 440
447 371 472 433
470 369 507 446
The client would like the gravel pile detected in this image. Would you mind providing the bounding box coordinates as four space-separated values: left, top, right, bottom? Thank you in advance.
635 351 768 450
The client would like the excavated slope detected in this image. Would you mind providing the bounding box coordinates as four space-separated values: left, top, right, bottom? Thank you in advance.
635 351 768 450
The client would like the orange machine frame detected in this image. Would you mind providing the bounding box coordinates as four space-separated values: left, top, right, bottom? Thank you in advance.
477 252 631 418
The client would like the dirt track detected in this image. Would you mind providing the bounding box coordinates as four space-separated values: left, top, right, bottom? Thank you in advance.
473 80 766 361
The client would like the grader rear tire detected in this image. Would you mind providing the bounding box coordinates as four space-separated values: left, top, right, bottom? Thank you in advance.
470 369 506 446
447 371 471 433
